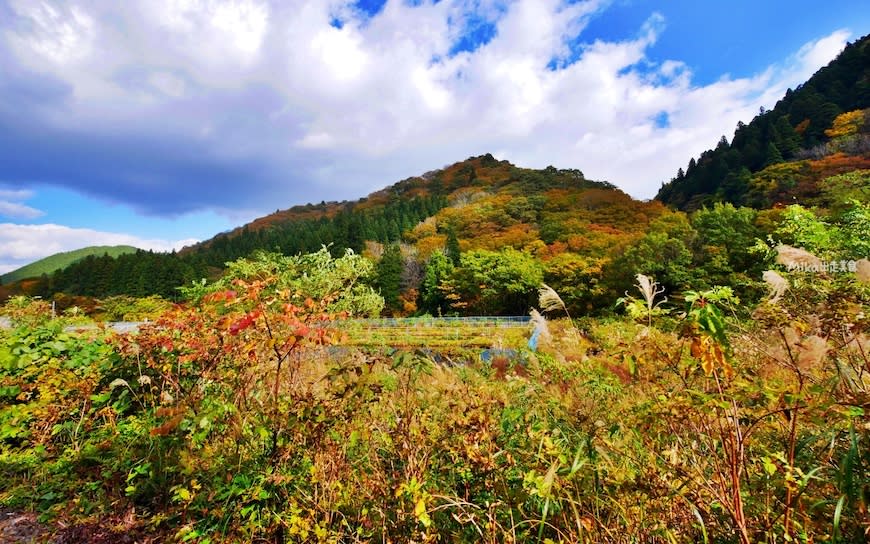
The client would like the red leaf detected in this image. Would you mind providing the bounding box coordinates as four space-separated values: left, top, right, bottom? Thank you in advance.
229 313 256 335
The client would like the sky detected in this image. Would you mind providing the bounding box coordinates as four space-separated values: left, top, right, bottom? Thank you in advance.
1 0 868 274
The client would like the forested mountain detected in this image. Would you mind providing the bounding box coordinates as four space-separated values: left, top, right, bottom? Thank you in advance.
656 33 870 210
8 155 675 313
7 126 867 318
40 185 450 299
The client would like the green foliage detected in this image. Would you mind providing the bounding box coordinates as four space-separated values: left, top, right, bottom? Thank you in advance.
692 202 760 272
836 199 870 258
610 212 695 294
774 201 870 260
442 248 543 315
376 243 403 314
97 295 173 321
684 286 738 357
445 226 461 266
419 250 454 315
181 248 384 318
1 262 869 542
817 169 870 211
775 204 837 257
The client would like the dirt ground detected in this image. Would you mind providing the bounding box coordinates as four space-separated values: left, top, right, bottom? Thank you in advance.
0 510 160 544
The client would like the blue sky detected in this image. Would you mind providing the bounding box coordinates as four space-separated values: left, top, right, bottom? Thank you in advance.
0 0 867 273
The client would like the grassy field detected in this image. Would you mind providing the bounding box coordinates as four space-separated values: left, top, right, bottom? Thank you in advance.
337 316 531 349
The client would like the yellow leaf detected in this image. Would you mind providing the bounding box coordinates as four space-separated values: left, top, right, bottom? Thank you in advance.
701 354 714 376
414 498 432 527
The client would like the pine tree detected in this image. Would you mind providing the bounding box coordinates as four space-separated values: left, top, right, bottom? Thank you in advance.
764 142 783 166
446 227 461 266
376 243 403 314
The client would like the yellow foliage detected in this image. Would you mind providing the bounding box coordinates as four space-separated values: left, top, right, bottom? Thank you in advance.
415 234 447 259
824 109 865 139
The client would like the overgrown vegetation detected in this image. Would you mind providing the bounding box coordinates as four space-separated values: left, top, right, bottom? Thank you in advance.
2 240 868 542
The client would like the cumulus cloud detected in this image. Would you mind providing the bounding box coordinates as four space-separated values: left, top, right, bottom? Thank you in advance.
0 223 198 274
0 0 853 221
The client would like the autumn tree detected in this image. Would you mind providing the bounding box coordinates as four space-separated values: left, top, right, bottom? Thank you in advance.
825 109 866 139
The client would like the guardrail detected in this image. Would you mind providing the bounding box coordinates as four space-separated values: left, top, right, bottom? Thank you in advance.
336 316 531 328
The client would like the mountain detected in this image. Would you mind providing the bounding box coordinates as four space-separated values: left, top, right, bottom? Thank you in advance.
1 245 138 284
186 153 641 263
656 33 870 210
26 155 667 311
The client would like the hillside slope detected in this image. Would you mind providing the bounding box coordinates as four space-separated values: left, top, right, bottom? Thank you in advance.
656 33 870 210
1 245 138 284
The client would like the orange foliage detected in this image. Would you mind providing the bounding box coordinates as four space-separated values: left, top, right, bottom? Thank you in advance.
482 224 540 251
794 118 810 135
808 153 870 179
415 235 447 260
750 153 870 205
566 235 588 252
587 223 624 235
537 241 569 261
399 288 418 316
406 216 438 242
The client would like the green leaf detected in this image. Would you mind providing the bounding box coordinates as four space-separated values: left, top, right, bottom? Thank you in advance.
0 385 21 398
763 456 777 476
833 494 846 543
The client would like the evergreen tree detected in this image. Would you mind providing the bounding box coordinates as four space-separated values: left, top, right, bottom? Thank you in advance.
764 142 783 166
773 115 801 158
445 227 461 266
375 243 403 314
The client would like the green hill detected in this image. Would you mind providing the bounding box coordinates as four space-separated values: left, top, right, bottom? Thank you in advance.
2 245 139 284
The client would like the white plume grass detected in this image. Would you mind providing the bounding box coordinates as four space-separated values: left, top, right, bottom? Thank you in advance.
762 270 788 304
856 259 870 283
775 245 823 271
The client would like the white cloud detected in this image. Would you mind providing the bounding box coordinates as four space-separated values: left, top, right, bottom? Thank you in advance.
0 189 34 201
210 0 270 54
309 25 369 82
0 223 198 274
0 202 45 220
6 1 95 65
0 188 44 219
0 0 853 216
